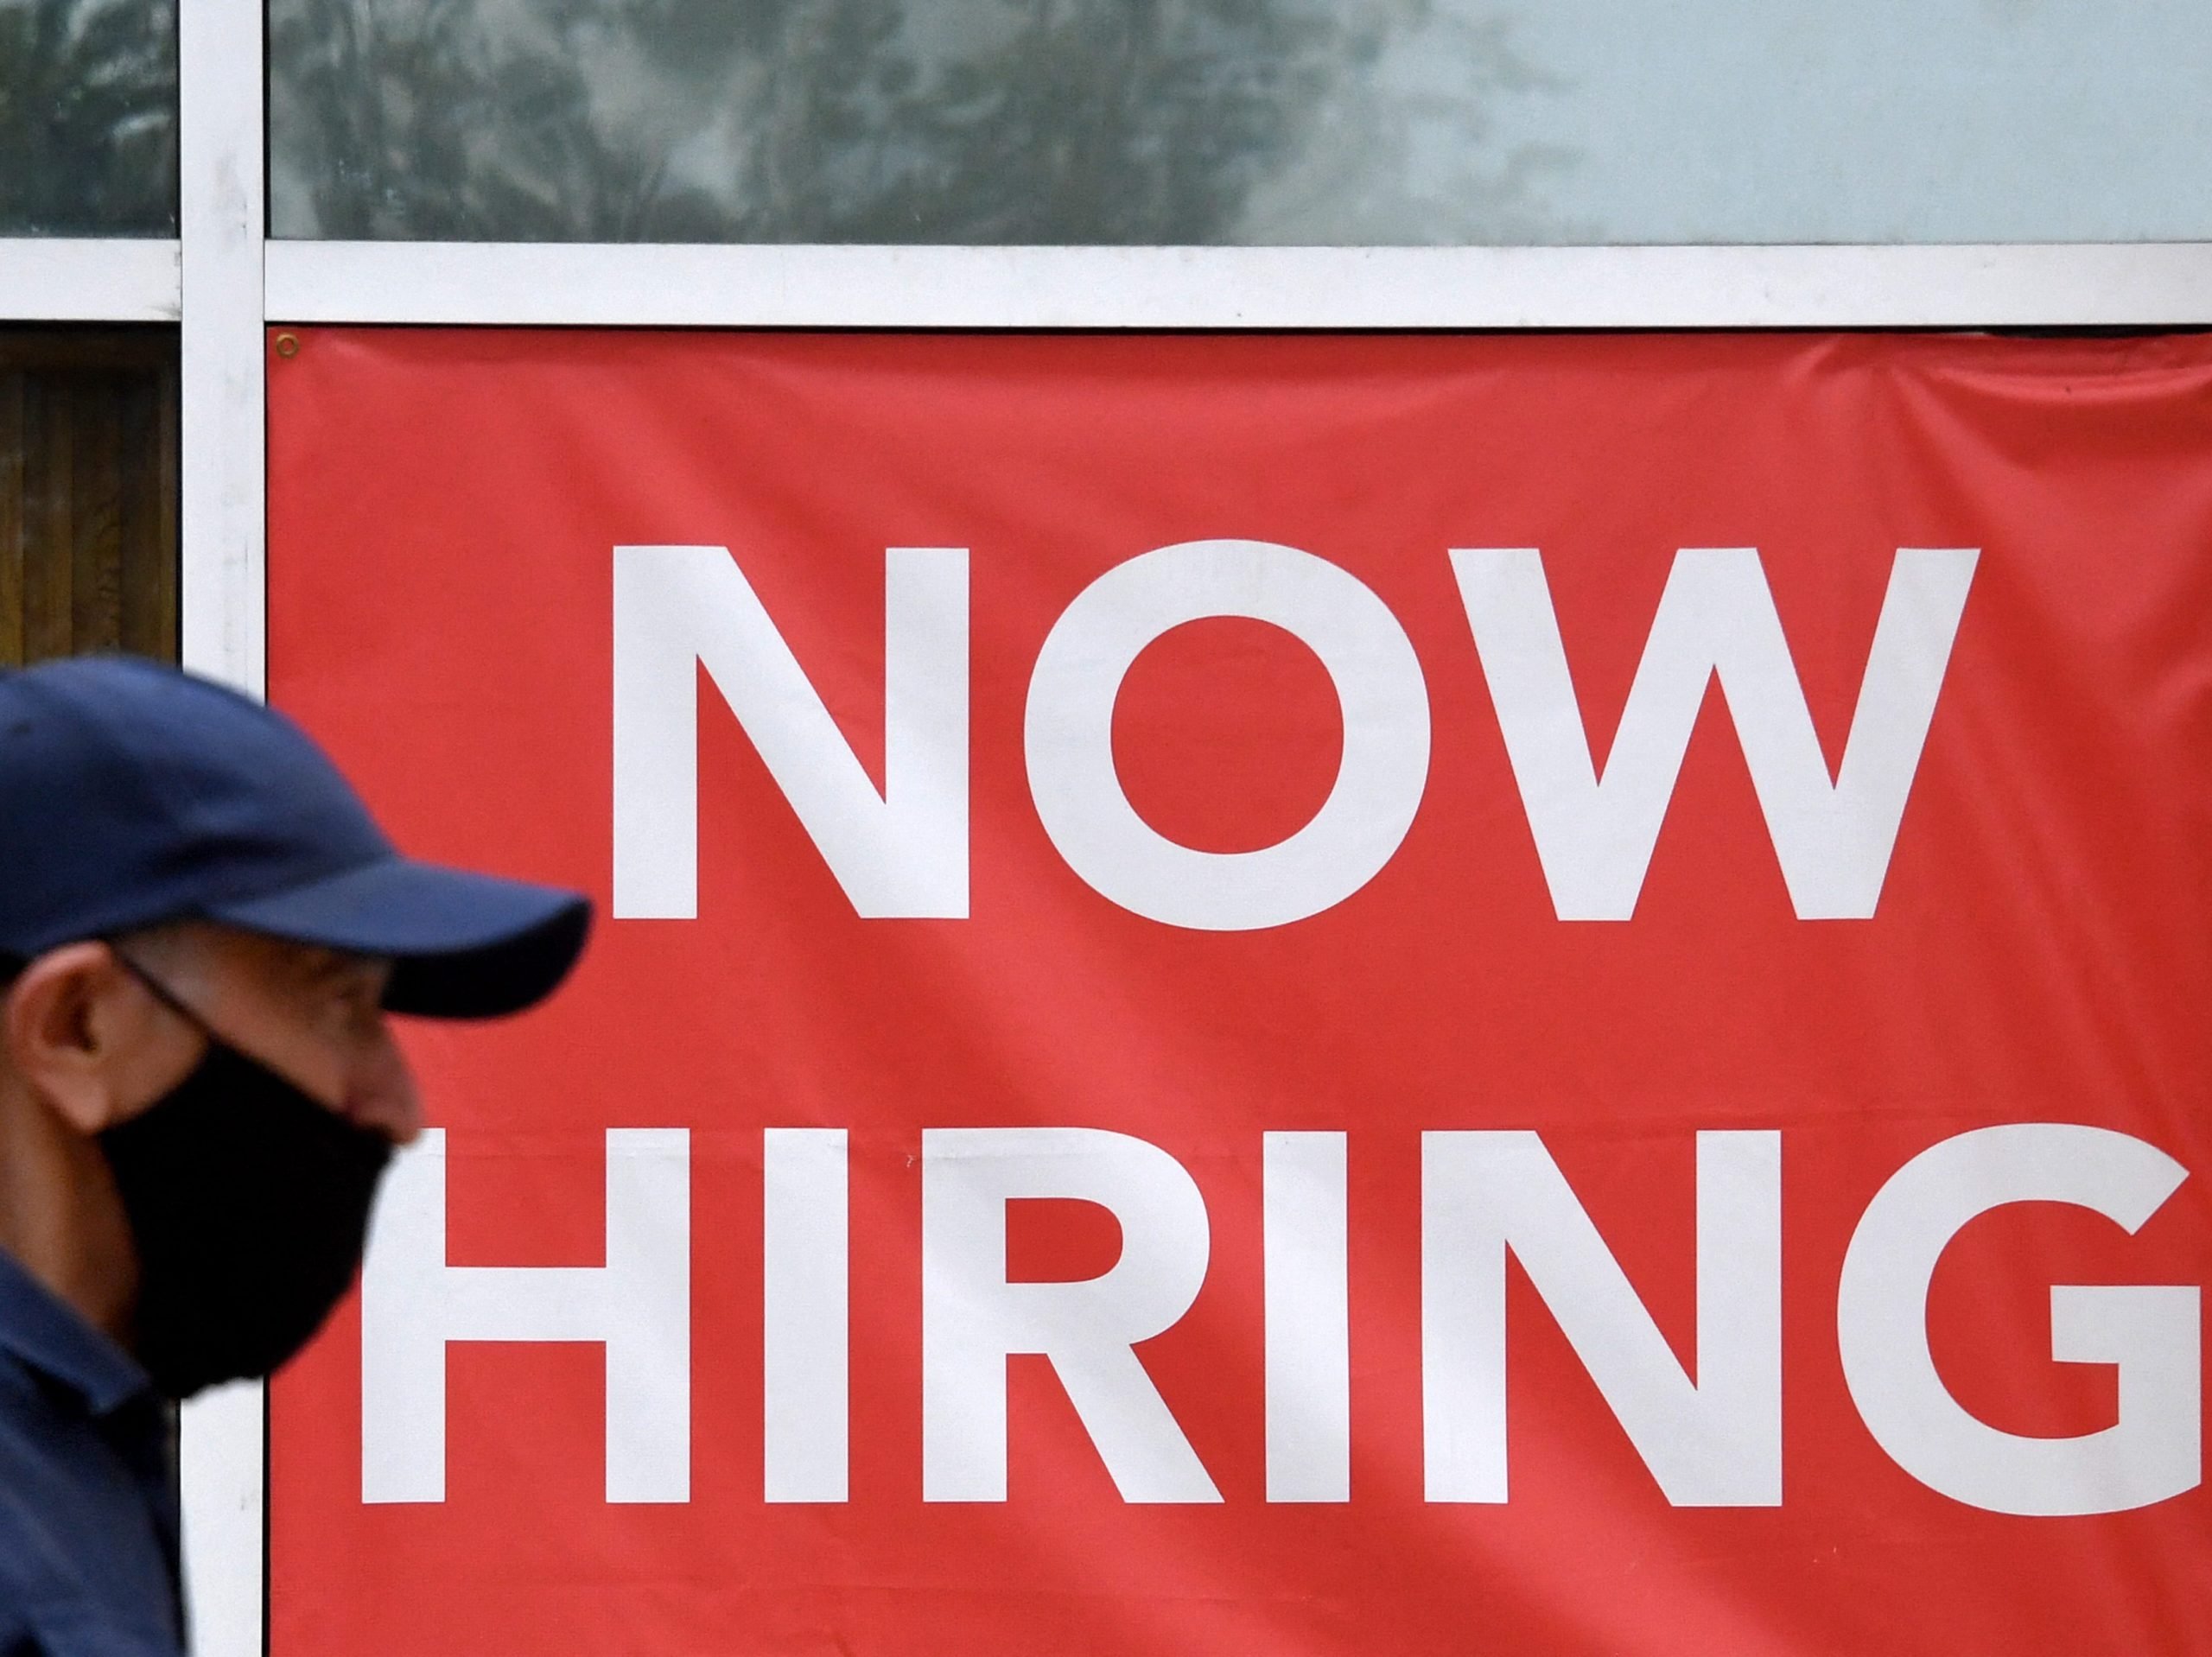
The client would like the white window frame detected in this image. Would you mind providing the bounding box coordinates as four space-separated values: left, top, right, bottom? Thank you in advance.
0 240 179 322
1 0 2210 1651
264 239 2212 329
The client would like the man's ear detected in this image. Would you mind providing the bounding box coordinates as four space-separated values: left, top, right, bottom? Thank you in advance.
3 943 173 1135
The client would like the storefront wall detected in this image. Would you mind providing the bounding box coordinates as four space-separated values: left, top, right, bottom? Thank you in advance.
5 3 2212 1653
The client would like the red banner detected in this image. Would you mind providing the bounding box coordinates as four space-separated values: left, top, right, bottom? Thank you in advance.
267 329 2211 1655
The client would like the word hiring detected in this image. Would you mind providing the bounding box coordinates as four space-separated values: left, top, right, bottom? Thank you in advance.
359 1122 2200 1519
613 539 1980 926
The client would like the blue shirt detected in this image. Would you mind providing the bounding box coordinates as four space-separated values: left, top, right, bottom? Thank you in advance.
0 1250 181 1655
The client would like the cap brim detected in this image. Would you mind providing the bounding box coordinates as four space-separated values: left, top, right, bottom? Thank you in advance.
203 858 591 1019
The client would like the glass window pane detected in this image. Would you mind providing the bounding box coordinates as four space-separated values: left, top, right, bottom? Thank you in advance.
0 327 178 663
0 1 177 236
269 0 2212 246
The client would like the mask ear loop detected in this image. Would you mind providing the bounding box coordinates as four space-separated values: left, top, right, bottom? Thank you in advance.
105 947 219 1044
105 942 385 1133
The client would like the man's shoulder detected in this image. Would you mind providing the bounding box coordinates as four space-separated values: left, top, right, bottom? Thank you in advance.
0 1374 181 1657
0 1602 180 1656
0 1496 181 1654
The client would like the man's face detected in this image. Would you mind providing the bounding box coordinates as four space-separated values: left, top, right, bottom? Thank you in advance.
120 923 423 1146
0 921 423 1341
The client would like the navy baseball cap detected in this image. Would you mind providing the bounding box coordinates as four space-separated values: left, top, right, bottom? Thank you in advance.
0 657 589 1018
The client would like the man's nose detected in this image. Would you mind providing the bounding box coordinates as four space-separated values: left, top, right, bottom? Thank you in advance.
345 1031 424 1146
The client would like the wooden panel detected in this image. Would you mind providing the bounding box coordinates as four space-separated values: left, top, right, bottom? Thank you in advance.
0 327 179 667
121 367 179 658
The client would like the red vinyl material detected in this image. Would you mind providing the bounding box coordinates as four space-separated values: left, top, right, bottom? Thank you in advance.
267 329 2210 1656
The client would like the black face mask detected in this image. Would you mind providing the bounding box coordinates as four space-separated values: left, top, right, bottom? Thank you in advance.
98 967 393 1400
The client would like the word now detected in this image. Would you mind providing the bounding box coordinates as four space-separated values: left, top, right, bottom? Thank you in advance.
612 541 1979 928
359 1122 2198 1519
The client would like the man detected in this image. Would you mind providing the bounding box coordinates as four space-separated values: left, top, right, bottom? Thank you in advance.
0 656 591 1655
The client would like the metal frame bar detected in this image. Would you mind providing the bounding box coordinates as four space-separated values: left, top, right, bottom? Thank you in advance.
266 239 2212 330
0 240 181 322
175 1 268 1654
15 238 2212 333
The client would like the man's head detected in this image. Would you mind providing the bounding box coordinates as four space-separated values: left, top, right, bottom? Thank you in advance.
0 657 590 1396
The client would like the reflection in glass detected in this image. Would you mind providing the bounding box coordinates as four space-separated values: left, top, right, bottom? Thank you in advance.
0 0 176 236
268 0 2212 245
269 0 1570 243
